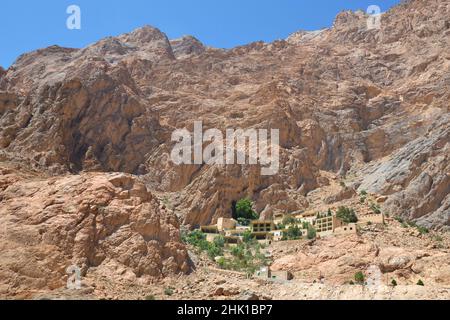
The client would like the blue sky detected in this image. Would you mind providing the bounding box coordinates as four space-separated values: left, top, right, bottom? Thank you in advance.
0 0 400 68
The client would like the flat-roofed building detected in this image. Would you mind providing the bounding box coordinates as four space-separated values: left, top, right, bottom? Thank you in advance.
251 220 275 233
200 225 219 234
294 211 316 224
254 267 293 281
314 215 334 234
334 223 357 235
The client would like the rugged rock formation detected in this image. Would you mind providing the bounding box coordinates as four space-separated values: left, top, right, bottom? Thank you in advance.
0 0 448 300
0 164 189 298
358 117 449 230
1 1 448 229
170 36 206 59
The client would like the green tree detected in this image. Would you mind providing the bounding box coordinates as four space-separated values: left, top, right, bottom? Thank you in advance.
307 226 317 240
235 199 259 225
282 214 296 226
284 225 302 240
391 279 398 287
417 279 424 286
276 223 286 230
184 230 206 246
336 206 358 223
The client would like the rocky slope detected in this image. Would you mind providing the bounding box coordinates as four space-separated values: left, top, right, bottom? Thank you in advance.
0 163 189 298
0 0 449 299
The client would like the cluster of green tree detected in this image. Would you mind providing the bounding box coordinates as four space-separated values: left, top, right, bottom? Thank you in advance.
183 230 225 260
216 232 269 275
184 229 269 275
276 215 316 240
316 209 333 219
233 198 259 226
336 206 358 223
276 214 302 230
282 225 302 241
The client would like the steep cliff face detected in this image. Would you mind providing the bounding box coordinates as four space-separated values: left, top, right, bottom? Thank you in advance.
0 0 449 232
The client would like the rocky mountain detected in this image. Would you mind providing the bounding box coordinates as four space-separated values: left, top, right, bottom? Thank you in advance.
0 0 449 298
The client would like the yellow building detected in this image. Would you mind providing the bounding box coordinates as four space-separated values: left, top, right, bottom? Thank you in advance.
334 223 357 235
314 215 334 234
217 218 237 231
250 220 275 240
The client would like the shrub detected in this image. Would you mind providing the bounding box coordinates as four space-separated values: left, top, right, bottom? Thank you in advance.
207 243 223 259
307 226 317 240
417 280 424 286
370 203 381 214
340 181 346 188
391 279 397 287
145 295 156 300
394 216 404 223
231 244 245 258
336 206 358 223
416 225 429 235
242 230 255 243
164 288 174 296
217 257 227 269
183 230 206 246
213 235 226 248
360 190 368 196
354 271 365 284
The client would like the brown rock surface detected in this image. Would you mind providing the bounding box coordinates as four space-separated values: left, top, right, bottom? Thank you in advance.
0 163 189 298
